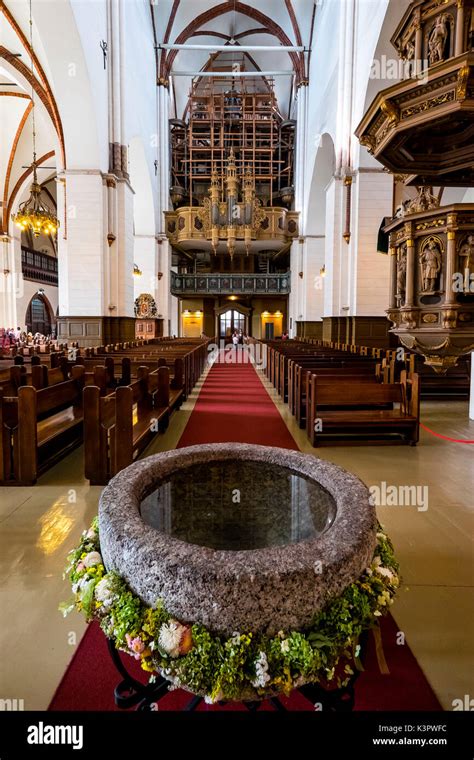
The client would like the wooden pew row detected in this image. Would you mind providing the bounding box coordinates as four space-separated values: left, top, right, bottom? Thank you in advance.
286 355 384 408
0 366 86 485
298 339 471 399
77 350 198 397
265 342 377 391
78 340 209 396
306 371 420 447
0 339 208 485
0 360 109 396
73 355 185 394
292 362 381 427
84 365 184 485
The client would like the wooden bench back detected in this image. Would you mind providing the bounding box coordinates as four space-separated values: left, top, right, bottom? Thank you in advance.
314 381 404 406
26 366 85 417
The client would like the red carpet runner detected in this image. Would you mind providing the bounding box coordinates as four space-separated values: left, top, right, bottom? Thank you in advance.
50 358 441 711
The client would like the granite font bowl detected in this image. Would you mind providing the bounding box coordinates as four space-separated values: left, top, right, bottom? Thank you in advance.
98 443 377 636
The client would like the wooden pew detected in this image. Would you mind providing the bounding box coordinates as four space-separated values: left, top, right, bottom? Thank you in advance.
306 371 419 447
84 364 183 485
293 361 380 426
0 366 86 485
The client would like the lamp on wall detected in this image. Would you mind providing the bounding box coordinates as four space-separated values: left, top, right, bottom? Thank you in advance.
11 0 59 238
320 265 326 277
133 264 142 277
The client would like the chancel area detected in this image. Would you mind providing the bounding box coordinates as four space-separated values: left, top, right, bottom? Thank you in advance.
0 0 473 728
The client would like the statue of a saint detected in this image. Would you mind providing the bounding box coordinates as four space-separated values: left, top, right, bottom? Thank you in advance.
428 14 448 65
459 235 474 270
420 239 442 293
459 235 474 289
405 39 415 61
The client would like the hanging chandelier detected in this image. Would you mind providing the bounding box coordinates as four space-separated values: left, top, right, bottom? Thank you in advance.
11 0 59 238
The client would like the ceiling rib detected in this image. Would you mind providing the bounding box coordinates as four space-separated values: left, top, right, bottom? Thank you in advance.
171 70 294 77
158 43 305 52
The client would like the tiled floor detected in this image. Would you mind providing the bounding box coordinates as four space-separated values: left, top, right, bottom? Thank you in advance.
0 362 472 710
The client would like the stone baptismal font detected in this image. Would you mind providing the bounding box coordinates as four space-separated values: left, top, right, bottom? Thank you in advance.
64 444 399 708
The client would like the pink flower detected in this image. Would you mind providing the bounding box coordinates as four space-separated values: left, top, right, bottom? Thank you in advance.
76 562 85 572
126 634 146 660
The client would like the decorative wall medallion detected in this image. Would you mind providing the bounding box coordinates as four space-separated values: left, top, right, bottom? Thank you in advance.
134 293 157 319
422 313 438 323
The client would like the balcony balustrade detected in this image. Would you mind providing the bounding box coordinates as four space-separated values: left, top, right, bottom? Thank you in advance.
170 270 290 296
21 247 58 286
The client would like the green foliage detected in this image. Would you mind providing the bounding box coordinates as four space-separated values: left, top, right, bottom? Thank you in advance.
61 518 400 702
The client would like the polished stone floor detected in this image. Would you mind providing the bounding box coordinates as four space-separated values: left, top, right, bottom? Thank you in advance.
0 363 472 710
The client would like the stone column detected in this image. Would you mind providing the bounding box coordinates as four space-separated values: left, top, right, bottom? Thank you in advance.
157 82 174 335
294 82 309 231
0 235 20 329
456 1 465 56
57 170 106 319
405 236 416 308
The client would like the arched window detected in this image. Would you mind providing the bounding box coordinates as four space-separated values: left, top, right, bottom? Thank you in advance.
25 293 54 336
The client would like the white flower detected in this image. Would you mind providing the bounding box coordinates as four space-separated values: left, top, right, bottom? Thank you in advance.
72 576 89 594
158 620 187 658
280 639 290 654
251 651 271 689
375 565 394 580
94 577 116 607
373 556 382 567
204 691 223 704
83 551 102 568
86 528 97 540
230 632 241 646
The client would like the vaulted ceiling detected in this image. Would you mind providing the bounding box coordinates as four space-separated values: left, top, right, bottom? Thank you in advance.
153 0 316 118
0 2 61 237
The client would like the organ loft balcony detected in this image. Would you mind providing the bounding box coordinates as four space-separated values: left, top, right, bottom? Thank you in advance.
165 69 299 279
356 0 474 186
